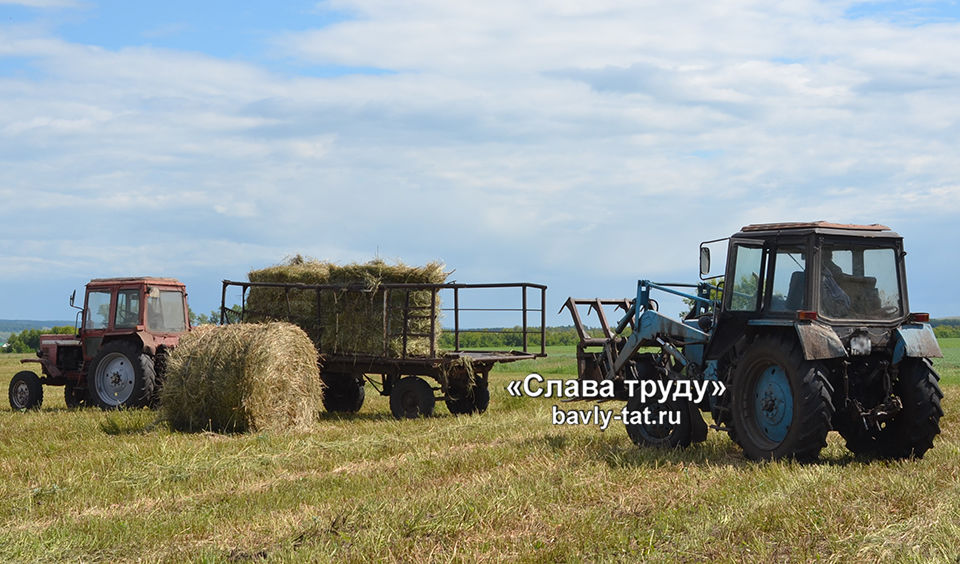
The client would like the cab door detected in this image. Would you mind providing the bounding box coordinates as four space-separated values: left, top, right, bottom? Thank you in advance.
81 287 114 361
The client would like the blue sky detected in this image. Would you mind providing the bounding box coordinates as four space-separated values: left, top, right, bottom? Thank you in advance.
1 0 959 324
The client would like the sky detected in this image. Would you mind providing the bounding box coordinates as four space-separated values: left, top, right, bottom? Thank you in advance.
1 0 959 326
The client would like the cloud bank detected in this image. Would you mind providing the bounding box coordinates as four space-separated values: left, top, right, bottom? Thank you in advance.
0 0 958 318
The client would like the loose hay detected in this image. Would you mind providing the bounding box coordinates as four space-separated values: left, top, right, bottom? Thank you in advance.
245 256 448 357
162 322 322 433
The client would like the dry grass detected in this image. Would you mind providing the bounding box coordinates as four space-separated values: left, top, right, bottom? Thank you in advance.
0 340 957 562
161 322 322 433
246 256 447 358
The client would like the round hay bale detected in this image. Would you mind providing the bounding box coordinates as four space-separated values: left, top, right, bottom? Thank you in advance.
161 322 322 433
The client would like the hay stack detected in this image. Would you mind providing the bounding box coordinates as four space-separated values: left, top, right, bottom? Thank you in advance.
161 322 322 433
246 256 447 357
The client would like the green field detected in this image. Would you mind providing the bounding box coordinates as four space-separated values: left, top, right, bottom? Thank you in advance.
1 341 958 562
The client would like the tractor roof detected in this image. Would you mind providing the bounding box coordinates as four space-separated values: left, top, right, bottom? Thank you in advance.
741 221 890 232
735 221 900 239
87 277 184 287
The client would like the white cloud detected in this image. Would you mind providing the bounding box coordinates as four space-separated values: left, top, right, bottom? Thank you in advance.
2 0 960 317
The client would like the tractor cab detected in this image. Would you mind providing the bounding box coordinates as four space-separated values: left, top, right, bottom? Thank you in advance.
9 277 190 411
722 222 905 321
705 222 938 363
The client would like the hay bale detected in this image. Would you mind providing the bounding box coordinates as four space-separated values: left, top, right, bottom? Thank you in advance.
246 256 447 357
161 322 322 433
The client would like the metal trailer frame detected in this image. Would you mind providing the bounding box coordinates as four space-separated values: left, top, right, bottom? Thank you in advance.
219 280 547 416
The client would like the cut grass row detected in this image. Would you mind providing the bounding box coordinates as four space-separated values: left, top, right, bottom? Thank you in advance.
0 341 957 562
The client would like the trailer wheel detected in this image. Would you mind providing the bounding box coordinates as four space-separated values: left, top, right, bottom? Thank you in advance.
390 376 435 419
729 335 834 460
321 372 365 413
445 383 490 415
88 341 155 409
9 371 43 410
877 358 943 459
64 384 85 408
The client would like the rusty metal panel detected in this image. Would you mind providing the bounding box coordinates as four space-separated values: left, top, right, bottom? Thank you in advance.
894 325 943 360
795 322 847 360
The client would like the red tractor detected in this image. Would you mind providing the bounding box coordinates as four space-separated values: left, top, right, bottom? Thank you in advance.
8 277 191 410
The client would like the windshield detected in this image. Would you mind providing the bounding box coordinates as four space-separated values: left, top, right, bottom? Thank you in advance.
147 289 187 333
819 244 902 320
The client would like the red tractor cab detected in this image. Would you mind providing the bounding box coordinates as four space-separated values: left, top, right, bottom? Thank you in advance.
8 277 191 410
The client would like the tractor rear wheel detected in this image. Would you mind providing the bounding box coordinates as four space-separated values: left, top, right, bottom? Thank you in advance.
389 376 435 419
321 372 365 413
730 335 834 460
88 341 156 409
878 358 943 459
9 371 43 410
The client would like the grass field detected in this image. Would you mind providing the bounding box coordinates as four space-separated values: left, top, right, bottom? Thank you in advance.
1 340 958 562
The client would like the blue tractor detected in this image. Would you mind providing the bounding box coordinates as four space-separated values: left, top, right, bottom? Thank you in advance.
564 222 943 460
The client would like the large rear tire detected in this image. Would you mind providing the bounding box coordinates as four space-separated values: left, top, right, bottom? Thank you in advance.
729 335 834 460
878 358 943 459
9 371 43 410
88 341 155 409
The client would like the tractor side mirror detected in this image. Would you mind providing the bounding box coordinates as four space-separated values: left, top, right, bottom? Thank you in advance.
69 290 76 308
699 247 711 276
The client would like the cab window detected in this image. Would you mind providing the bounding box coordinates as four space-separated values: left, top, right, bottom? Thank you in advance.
85 290 112 330
820 245 902 320
114 289 141 328
147 290 187 333
728 245 763 311
769 247 806 312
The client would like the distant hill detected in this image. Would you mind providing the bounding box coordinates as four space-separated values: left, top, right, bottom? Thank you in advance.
0 319 75 333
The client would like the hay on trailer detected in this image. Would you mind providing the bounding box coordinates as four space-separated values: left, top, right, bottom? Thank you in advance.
245 256 448 358
161 322 322 433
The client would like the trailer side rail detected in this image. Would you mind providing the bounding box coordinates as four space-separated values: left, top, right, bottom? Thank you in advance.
220 280 547 359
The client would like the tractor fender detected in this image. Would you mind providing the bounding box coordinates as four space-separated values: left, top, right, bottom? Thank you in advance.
893 324 942 363
794 322 847 361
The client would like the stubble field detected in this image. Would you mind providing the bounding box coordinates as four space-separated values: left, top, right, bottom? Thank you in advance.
1 340 958 562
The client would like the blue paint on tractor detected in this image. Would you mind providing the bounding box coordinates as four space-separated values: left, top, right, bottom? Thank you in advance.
754 365 793 443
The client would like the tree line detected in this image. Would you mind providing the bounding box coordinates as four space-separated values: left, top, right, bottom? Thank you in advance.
1 326 76 353
438 326 588 348
931 318 960 338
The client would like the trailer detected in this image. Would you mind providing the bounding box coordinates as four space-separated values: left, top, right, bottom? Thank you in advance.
220 280 547 418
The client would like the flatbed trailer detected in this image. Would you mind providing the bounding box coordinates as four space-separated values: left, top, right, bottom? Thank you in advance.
220 280 547 418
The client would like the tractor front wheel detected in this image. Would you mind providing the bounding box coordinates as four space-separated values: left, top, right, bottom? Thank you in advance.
88 341 156 409
730 335 834 460
624 391 693 448
9 371 43 410
64 384 85 408
389 376 435 419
